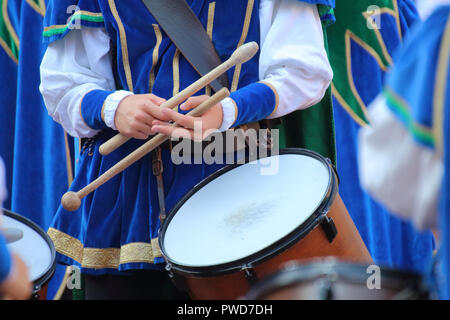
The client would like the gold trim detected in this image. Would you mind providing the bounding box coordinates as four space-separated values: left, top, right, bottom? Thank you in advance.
48 228 162 269
362 8 396 66
259 81 279 118
0 36 16 63
231 0 255 92
384 86 433 134
63 132 74 186
43 11 104 32
207 2 216 39
229 97 239 127
173 48 181 97
343 29 382 124
393 0 403 41
432 15 450 157
25 0 46 17
108 0 134 92
149 24 162 93
331 82 369 127
1 0 19 63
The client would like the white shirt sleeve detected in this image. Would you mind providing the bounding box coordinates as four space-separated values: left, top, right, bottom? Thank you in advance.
358 95 443 230
39 27 132 138
40 0 332 135
220 0 333 130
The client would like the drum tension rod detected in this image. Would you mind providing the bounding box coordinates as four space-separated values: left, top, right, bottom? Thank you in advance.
320 216 338 243
242 265 258 285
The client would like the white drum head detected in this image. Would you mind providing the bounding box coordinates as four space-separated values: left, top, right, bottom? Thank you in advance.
163 152 332 268
2 214 53 282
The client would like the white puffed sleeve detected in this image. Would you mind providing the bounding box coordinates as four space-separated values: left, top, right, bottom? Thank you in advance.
39 28 132 138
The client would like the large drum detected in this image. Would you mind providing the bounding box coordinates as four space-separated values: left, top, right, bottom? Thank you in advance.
1 210 56 300
245 259 430 300
159 149 372 300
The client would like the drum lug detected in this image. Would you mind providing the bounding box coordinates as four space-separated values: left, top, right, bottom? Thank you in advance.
31 285 41 300
165 263 189 294
320 216 338 243
242 265 258 285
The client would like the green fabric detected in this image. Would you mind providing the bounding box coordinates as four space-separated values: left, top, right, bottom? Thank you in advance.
326 0 398 125
276 29 336 165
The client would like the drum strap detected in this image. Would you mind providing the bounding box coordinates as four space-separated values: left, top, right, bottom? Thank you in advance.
152 147 167 224
142 0 228 92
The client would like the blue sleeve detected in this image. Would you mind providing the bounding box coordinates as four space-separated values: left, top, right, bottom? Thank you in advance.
383 5 450 150
0 234 12 283
228 82 278 128
80 90 114 130
43 0 105 44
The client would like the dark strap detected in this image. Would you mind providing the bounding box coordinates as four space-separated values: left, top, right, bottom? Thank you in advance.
142 0 228 92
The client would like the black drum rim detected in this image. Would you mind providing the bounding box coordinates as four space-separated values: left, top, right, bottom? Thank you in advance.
244 259 430 300
159 148 338 277
2 209 56 292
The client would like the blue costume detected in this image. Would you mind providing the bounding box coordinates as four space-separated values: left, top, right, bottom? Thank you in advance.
327 0 434 273
0 0 20 210
1 1 75 299
380 5 450 297
43 0 335 275
0 234 11 283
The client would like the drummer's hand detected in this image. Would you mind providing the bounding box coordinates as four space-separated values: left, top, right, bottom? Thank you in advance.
151 95 223 141
115 94 168 139
0 253 32 300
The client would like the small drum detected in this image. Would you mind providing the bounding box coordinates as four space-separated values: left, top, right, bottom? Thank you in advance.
159 149 372 300
245 259 430 300
2 210 56 300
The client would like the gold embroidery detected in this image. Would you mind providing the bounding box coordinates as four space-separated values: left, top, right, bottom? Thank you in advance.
259 81 279 118
231 0 255 92
149 24 163 93
432 16 450 157
108 0 134 92
48 228 162 269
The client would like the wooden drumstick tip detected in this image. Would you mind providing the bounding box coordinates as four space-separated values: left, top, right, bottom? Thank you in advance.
230 42 259 65
61 191 81 211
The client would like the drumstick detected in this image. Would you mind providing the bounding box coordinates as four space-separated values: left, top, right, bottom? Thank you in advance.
99 41 259 156
62 88 230 211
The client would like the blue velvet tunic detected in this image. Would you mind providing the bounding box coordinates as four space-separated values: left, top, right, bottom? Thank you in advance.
43 0 335 274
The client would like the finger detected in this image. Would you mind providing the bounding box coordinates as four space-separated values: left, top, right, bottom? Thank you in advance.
134 110 155 127
143 103 172 121
129 122 152 139
180 95 209 111
161 108 197 129
146 94 167 106
152 119 171 127
152 125 194 140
